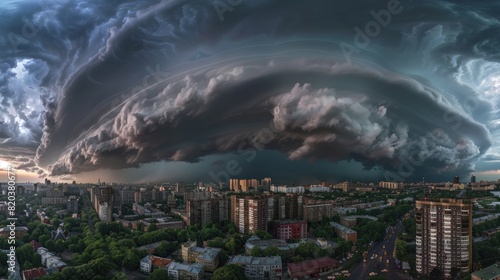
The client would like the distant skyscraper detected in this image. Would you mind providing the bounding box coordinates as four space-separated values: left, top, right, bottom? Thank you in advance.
453 176 460 184
470 175 476 183
176 182 186 193
261 178 272 190
99 186 114 223
230 178 240 192
415 198 472 278
239 180 248 192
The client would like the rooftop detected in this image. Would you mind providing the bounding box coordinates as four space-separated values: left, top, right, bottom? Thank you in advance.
139 241 163 251
228 255 282 266
342 215 378 221
288 257 340 275
246 237 290 250
0 226 28 232
471 262 500 280
142 255 172 268
330 222 356 234
22 267 47 280
191 247 221 262
168 262 204 274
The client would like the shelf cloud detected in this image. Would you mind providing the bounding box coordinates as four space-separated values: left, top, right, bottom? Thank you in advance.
1 0 499 182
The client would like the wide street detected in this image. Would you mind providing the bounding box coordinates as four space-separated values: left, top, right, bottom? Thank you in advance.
347 220 405 280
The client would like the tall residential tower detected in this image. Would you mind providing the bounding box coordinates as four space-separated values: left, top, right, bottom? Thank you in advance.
415 198 472 278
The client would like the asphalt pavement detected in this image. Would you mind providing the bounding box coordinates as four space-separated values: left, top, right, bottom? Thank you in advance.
347 220 405 280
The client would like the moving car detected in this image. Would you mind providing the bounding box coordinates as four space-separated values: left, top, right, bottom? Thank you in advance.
369 272 378 276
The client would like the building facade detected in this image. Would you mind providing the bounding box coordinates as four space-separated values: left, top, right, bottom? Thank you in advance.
272 220 308 241
187 197 229 226
415 198 472 278
228 256 282 280
231 195 269 234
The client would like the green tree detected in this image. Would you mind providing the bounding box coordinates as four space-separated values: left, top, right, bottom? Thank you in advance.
123 250 140 270
147 222 157 232
39 234 50 246
45 239 55 251
149 268 171 280
117 239 136 248
263 246 280 256
250 246 263 257
254 230 272 240
225 238 237 255
212 264 246 280
137 222 144 232
395 240 408 261
111 271 130 280
207 237 225 248
55 239 65 253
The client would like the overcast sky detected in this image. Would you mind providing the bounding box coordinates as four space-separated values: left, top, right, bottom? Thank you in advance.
0 0 499 184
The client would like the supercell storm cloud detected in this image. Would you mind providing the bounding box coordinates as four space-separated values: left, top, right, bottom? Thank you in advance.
0 0 499 182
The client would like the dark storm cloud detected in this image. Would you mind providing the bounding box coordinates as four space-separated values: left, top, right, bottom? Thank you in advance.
47 60 492 180
0 0 499 182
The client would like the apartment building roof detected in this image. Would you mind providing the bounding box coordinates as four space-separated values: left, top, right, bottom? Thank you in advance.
471 262 500 280
191 247 221 262
22 267 47 280
228 255 282 266
330 222 356 234
168 262 204 274
288 257 339 276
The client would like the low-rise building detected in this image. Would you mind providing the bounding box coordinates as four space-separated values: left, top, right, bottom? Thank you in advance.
41 197 66 205
330 222 357 242
0 226 28 239
473 213 500 225
270 185 305 194
139 241 164 254
22 267 47 280
181 241 221 272
288 257 340 279
36 247 66 270
245 236 292 257
141 217 185 231
471 262 500 280
340 215 378 228
189 247 221 272
167 262 204 280
228 255 282 280
272 220 308 241
140 255 172 273
332 207 357 216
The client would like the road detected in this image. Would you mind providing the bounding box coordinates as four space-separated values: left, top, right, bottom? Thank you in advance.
347 220 404 280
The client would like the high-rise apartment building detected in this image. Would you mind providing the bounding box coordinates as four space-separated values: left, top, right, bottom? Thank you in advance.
415 198 472 278
99 186 114 223
230 195 269 234
261 177 272 190
230 179 240 192
187 198 230 226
